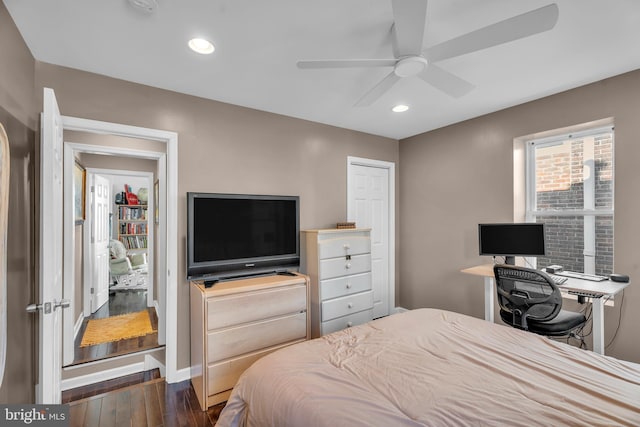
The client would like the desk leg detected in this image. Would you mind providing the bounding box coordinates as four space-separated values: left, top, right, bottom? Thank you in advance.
484 276 495 323
592 298 605 355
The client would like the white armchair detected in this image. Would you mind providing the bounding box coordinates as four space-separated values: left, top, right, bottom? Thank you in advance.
109 239 148 287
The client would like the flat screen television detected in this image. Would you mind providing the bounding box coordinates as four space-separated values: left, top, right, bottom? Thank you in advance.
187 193 300 280
478 223 546 265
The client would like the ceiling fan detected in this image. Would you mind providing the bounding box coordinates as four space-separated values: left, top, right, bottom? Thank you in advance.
297 0 559 107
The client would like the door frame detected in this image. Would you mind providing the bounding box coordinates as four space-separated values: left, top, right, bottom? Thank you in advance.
57 116 180 383
346 156 396 314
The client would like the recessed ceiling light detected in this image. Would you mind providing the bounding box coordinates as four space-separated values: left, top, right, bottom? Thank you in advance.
392 104 409 113
188 38 215 55
127 0 158 14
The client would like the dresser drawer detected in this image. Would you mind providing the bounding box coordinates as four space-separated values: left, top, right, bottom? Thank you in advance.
207 312 307 363
321 309 374 335
321 290 373 322
320 272 371 300
207 284 307 330
207 342 303 396
319 254 371 280
318 235 371 259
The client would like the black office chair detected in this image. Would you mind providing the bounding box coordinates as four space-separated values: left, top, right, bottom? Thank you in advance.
493 264 586 336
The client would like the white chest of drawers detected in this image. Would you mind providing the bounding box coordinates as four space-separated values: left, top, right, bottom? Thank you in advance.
301 229 373 338
190 274 310 410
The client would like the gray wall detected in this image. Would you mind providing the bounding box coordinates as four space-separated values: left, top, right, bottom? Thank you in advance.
400 69 640 363
0 1 37 403
33 63 400 373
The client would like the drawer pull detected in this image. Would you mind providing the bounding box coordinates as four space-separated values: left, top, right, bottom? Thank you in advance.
343 243 351 250
345 263 351 269
347 322 353 327
346 282 352 289
347 302 353 309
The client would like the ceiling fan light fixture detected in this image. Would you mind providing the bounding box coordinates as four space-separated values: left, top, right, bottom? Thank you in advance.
188 38 215 55
394 56 428 78
392 104 409 113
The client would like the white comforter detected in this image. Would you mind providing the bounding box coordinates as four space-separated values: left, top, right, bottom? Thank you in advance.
216 308 640 426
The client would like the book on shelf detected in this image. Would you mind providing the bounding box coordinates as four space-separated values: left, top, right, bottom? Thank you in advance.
119 205 148 221
119 235 147 250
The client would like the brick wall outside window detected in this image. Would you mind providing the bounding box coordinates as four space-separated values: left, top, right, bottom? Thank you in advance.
533 137 613 275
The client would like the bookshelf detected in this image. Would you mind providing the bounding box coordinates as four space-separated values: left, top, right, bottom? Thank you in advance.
117 204 148 252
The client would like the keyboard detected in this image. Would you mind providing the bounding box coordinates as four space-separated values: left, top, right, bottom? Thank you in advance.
555 271 608 282
548 274 568 285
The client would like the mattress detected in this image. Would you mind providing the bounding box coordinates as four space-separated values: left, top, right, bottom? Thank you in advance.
216 308 640 426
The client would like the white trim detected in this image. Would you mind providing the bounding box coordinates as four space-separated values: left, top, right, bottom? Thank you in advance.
61 361 145 391
346 156 396 315
73 314 83 341
60 116 179 384
173 367 192 383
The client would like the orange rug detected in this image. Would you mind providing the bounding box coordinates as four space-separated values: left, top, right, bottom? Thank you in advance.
80 310 155 347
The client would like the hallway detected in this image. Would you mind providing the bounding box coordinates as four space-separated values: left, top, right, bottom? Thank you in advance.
70 290 161 366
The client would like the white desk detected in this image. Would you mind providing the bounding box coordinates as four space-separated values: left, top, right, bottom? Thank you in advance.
461 264 629 355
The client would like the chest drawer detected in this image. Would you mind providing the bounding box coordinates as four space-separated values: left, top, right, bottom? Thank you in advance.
207 284 307 330
321 309 374 335
320 272 371 300
207 312 307 364
318 235 371 259
319 254 371 280
321 290 373 322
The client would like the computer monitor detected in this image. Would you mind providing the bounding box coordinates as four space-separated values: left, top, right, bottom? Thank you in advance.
478 223 546 265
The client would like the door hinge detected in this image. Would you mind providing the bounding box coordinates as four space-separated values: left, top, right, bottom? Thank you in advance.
91 185 95 193
90 287 94 294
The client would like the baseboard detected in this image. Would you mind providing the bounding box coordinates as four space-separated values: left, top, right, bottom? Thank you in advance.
394 307 409 313
61 347 165 391
172 367 191 384
144 353 166 378
61 361 145 391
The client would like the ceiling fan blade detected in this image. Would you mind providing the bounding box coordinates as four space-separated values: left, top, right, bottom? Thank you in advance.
354 72 401 107
297 59 396 69
391 0 428 56
425 3 559 63
418 64 475 98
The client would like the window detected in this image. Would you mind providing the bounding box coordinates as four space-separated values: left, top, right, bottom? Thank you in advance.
525 126 614 275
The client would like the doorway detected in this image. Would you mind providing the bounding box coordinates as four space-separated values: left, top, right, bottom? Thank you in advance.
38 88 179 404
69 165 159 366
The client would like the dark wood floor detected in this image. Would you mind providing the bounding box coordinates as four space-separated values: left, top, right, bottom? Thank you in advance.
69 290 162 366
67 377 226 426
62 369 162 404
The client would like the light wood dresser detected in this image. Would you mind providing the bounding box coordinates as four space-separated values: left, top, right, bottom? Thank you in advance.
190 273 310 410
301 228 373 338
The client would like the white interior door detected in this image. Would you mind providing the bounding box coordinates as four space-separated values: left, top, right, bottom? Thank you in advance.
90 174 110 312
37 88 67 403
347 157 395 318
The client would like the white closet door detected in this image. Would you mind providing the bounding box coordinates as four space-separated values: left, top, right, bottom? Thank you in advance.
348 161 392 318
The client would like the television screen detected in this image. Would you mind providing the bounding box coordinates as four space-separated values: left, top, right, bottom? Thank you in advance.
478 223 545 264
187 193 299 280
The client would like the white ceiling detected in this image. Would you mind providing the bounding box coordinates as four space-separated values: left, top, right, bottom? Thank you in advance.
4 0 640 140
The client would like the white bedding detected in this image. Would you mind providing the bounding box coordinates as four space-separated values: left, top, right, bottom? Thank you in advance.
216 308 640 426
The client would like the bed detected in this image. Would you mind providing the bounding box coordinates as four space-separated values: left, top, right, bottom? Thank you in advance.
215 308 640 426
